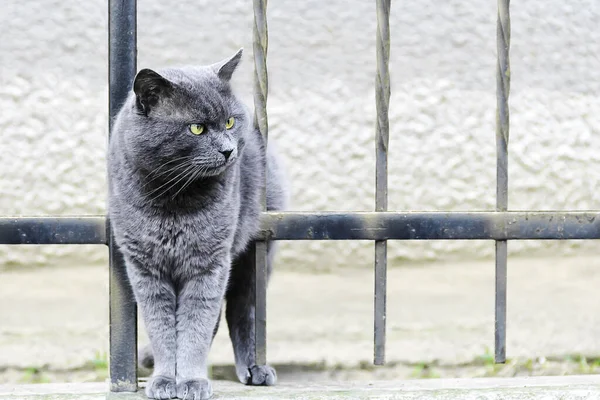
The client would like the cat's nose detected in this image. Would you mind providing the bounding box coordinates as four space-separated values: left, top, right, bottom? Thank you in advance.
220 149 233 160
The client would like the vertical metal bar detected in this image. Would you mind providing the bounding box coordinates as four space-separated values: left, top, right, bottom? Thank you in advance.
253 0 269 366
108 0 138 391
494 241 507 363
495 0 510 364
374 0 391 366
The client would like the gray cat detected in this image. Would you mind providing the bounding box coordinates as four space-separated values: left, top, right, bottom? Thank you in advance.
107 48 288 400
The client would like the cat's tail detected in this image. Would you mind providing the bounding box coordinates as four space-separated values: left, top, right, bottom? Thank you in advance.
138 344 154 370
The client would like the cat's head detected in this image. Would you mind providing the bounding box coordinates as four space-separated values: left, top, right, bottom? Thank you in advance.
124 49 249 179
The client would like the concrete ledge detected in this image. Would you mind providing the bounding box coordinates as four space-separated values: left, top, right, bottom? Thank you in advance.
2 376 600 399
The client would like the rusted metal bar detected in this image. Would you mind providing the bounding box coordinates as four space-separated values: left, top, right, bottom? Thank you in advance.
252 0 269 366
374 0 391 366
495 0 511 364
108 0 138 391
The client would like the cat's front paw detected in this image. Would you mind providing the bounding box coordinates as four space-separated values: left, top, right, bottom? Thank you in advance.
145 375 177 399
176 378 213 400
238 365 277 386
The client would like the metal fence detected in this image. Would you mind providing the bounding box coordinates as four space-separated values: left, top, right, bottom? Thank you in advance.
1 0 599 393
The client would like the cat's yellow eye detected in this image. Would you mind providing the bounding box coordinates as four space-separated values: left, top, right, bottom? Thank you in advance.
189 124 205 135
225 117 235 130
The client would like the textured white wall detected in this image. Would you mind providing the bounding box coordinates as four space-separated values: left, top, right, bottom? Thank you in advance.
1 0 600 270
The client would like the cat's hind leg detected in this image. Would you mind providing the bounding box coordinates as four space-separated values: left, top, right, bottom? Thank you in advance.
225 243 277 386
138 344 154 370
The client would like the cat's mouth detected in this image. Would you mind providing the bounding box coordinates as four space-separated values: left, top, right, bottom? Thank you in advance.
200 159 235 176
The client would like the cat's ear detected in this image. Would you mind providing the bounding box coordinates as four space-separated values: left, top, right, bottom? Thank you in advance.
212 48 243 82
133 69 173 116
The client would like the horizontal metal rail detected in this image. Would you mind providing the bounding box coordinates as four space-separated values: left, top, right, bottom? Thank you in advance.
1 211 600 245
0 217 106 244
260 211 600 240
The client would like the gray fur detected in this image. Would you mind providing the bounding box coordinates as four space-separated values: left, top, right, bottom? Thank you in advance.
107 49 288 400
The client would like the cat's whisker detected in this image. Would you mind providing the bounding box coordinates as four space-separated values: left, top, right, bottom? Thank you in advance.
170 169 197 200
145 156 195 179
143 160 197 188
146 165 195 198
171 166 203 199
143 167 181 188
149 164 199 202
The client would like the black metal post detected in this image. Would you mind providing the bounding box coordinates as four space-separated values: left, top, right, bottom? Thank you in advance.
108 0 138 391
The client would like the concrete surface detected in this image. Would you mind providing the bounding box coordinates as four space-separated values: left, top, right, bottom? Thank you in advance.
2 0 600 269
1 255 600 383
3 376 600 400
